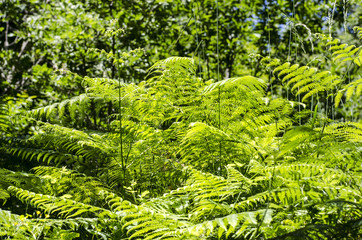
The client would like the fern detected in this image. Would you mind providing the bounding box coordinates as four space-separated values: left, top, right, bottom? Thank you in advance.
1 25 361 239
259 56 343 103
335 78 362 107
8 186 115 219
315 32 362 65
0 104 9 135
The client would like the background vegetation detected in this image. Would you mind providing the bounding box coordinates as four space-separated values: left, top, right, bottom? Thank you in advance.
0 0 361 239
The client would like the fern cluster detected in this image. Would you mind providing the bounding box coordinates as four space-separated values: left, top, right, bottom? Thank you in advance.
0 26 361 239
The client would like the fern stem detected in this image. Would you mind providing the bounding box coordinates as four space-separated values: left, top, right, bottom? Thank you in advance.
216 0 219 83
111 35 116 79
216 0 222 175
193 0 202 78
286 0 295 101
267 2 272 97
328 0 338 38
168 16 192 53
118 67 125 196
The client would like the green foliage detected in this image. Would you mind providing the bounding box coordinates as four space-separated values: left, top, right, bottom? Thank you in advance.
1 52 361 238
1 1 362 239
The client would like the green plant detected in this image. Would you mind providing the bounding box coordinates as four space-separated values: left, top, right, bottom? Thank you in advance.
1 4 362 238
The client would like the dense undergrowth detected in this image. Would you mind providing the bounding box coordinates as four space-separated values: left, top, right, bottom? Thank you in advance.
1 7 362 240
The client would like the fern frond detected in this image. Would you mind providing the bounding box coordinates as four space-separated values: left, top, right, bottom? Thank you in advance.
202 76 266 94
354 26 362 40
0 104 10 134
0 209 35 239
32 166 111 204
273 62 291 74
0 168 41 202
8 186 115 219
0 208 110 239
103 191 190 239
290 69 318 91
316 32 362 66
170 209 273 239
335 78 362 107
283 66 309 84
147 57 196 79
277 64 300 78
29 94 92 120
83 76 134 100
179 122 253 171
27 122 115 164
7 146 80 165
260 56 344 103
320 121 362 142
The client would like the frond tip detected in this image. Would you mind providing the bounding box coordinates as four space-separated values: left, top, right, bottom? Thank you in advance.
146 57 196 80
